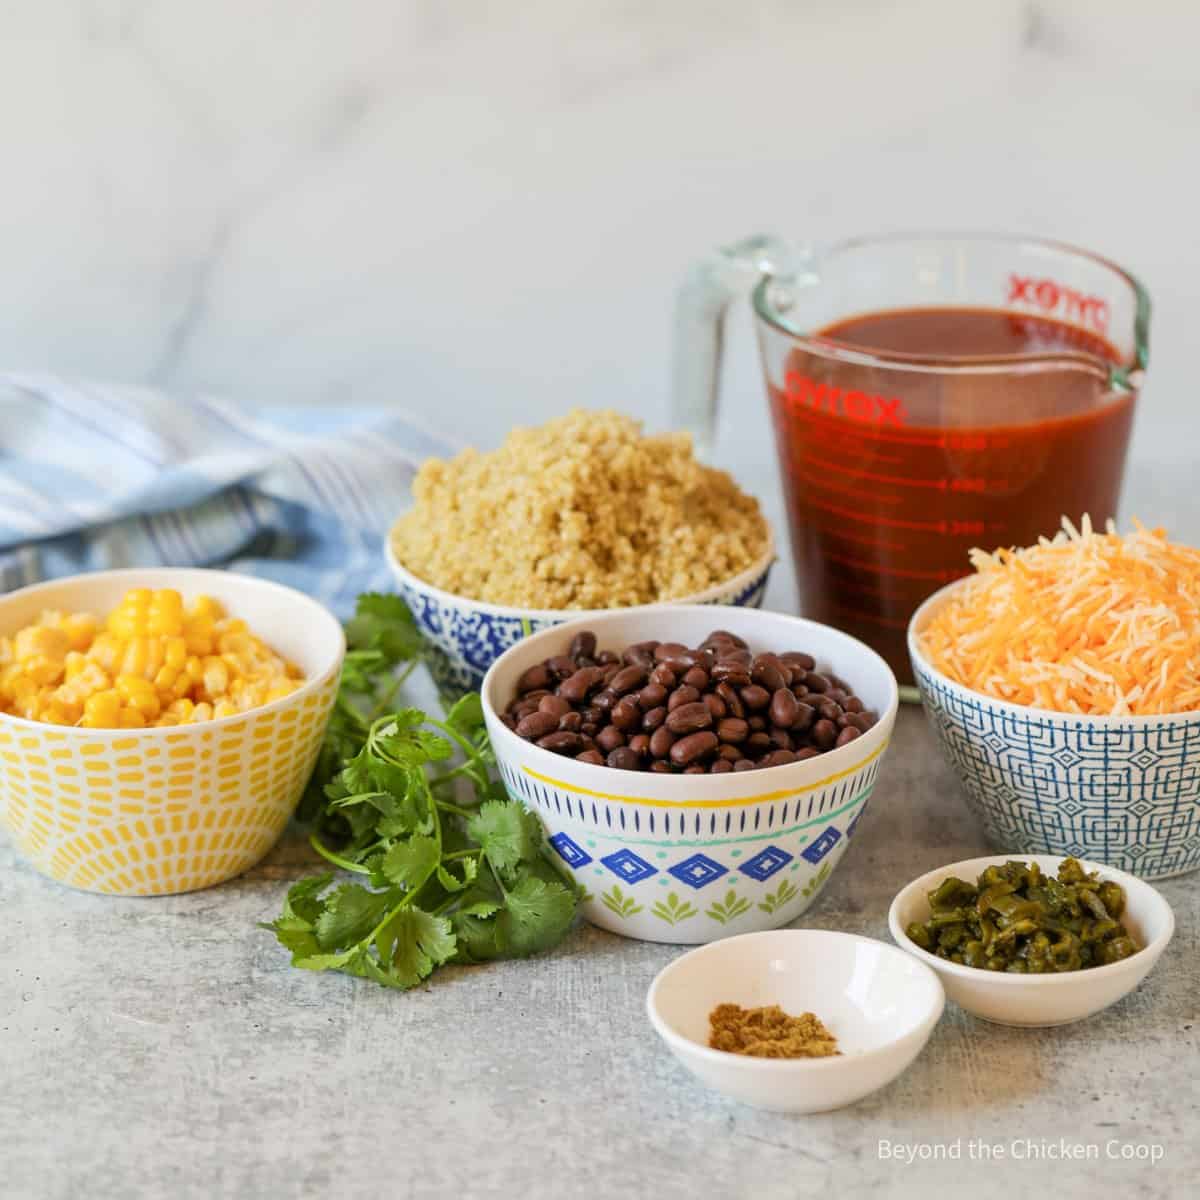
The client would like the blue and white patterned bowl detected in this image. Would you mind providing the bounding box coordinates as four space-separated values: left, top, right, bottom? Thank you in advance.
385 529 775 696
482 605 899 943
909 580 1200 880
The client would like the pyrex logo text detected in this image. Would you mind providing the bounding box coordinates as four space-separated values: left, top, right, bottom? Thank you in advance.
1007 274 1110 333
783 372 909 426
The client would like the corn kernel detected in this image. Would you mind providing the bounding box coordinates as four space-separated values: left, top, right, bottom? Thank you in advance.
83 691 122 728
164 637 187 671
190 595 223 622
212 699 238 719
115 674 161 719
60 613 99 652
153 665 178 692
190 701 213 723
15 625 69 663
202 657 229 698
118 707 146 729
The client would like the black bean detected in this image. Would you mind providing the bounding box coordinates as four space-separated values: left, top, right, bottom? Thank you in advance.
792 701 816 732
717 743 742 762
844 696 864 714
650 760 675 774
716 717 749 744
740 684 771 711
538 694 571 719
665 702 713 735
610 696 642 731
595 650 619 666
517 663 551 694
558 711 583 733
804 671 830 694
595 725 625 753
650 664 676 688
667 685 701 712
649 727 675 759
546 655 576 679
769 687 798 729
609 664 648 695
703 692 726 720
795 747 821 761
628 733 651 757
670 731 719 765
569 631 597 661
810 719 837 749
576 749 605 765
516 711 559 740
781 651 816 671
592 689 618 712
752 655 787 693
748 714 767 731
607 746 643 771
746 731 772 753
559 666 604 703
537 731 586 755
711 662 751 686
653 642 689 663
769 728 793 751
710 759 733 774
641 705 667 732
637 682 668 710
733 758 757 772
761 749 797 767
836 726 861 748
707 629 748 649
716 681 744 718
682 666 709 691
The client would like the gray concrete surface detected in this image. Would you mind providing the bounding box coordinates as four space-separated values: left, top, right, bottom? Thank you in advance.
4 460 1199 1200
3 700 1196 1200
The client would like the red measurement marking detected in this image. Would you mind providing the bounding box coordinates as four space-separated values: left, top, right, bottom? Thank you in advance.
817 526 907 552
800 475 904 507
803 496 948 533
799 451 995 493
827 432 904 465
822 551 965 581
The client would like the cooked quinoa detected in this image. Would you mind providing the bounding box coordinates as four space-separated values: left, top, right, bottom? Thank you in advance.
390 410 770 609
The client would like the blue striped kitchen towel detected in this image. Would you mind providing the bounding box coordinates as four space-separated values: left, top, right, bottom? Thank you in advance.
0 374 457 615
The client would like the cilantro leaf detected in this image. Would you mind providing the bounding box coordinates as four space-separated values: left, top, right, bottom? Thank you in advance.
313 883 393 950
374 907 457 988
375 712 453 766
500 875 577 956
468 800 543 876
378 835 440 892
435 856 478 893
444 691 485 735
344 592 423 665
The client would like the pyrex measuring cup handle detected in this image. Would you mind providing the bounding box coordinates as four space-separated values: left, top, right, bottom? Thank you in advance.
672 234 805 456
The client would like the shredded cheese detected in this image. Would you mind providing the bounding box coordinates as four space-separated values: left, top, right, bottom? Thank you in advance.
918 516 1200 716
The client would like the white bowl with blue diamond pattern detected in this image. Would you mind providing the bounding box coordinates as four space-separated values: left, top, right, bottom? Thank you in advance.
909 580 1200 880
482 605 899 943
386 529 775 695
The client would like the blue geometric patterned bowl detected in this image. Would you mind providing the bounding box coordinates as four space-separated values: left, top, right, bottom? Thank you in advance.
909 580 1200 881
482 605 899 943
385 530 776 696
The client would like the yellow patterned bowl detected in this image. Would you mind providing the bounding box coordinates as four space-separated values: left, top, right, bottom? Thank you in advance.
0 568 344 896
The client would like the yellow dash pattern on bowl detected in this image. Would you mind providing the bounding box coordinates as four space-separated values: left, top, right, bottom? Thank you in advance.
0 569 345 896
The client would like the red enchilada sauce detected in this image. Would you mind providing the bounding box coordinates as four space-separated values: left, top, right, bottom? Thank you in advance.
767 307 1134 685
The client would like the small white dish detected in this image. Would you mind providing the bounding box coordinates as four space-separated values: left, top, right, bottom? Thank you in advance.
645 929 944 1112
888 855 1175 1027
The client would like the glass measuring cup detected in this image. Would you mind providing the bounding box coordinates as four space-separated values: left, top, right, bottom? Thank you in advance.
674 232 1150 693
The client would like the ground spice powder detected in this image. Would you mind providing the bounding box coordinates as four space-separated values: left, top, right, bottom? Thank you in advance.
390 410 769 609
708 1003 840 1059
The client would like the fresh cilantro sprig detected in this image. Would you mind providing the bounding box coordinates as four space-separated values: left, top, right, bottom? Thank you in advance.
266 593 579 990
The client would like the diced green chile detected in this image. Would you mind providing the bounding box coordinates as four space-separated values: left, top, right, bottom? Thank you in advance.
905 857 1139 973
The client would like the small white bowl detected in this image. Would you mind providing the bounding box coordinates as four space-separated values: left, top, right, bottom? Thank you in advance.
646 930 944 1112
888 854 1175 1027
385 526 776 693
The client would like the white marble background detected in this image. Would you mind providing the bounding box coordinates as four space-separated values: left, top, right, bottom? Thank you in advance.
1 0 1196 511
